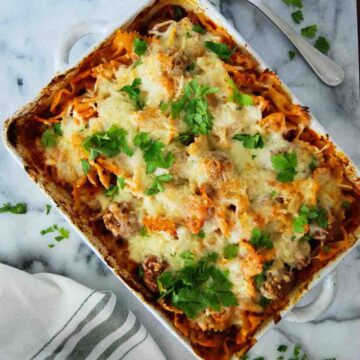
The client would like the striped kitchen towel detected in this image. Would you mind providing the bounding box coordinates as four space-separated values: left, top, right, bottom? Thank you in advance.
0 263 165 360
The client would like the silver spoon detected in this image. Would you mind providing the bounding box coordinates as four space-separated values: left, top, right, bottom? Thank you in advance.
245 0 345 86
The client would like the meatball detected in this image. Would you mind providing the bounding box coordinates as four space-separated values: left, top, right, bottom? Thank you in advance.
103 202 140 240
260 267 294 301
142 256 168 293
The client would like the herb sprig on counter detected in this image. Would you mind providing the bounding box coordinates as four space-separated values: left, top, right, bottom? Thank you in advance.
0 202 27 214
40 224 70 243
157 252 238 318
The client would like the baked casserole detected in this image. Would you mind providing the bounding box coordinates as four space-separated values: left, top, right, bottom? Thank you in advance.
4 1 360 359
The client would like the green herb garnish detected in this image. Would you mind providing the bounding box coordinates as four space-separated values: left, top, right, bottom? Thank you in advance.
223 244 239 259
82 125 133 160
233 133 264 149
291 10 303 24
301 24 318 38
308 155 317 171
45 204 51 215
289 50 296 60
133 38 147 56
175 132 195 146
81 159 90 175
205 41 234 61
293 204 328 233
192 24 207 34
157 252 238 318
41 123 63 147
228 79 253 106
140 226 149 237
278 345 288 352
0 202 27 214
134 132 174 174
120 78 144 109
41 224 69 242
197 229 206 238
186 62 195 72
145 174 173 195
271 152 297 183
282 0 303 8
314 36 330 54
249 228 273 249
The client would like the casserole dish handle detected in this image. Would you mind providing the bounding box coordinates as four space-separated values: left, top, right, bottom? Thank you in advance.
54 20 338 324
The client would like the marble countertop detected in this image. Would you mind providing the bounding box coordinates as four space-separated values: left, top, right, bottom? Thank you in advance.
0 0 359 359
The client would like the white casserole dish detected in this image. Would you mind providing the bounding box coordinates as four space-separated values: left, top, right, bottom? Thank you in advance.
3 0 360 358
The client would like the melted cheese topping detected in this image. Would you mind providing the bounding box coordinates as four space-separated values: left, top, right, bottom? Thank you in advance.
43 17 349 324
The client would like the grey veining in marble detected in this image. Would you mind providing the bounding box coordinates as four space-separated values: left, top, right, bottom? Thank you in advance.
0 1 359 359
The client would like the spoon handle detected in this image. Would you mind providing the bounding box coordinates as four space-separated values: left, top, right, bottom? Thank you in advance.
246 0 344 86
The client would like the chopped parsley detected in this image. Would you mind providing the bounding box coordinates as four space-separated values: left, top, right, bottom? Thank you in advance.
197 229 206 238
0 202 27 214
173 6 183 20
104 177 125 197
314 36 330 54
293 204 328 233
258 296 271 307
82 125 133 160
120 78 144 109
233 133 264 149
166 79 218 135
205 41 234 61
223 244 239 259
192 24 207 34
140 226 149 237
289 50 296 60
133 60 143 67
271 152 298 183
41 123 62 147
134 132 174 174
291 9 303 24
45 204 51 215
133 38 147 56
48 244 55 248
157 252 238 318
81 159 90 175
175 132 195 146
40 224 69 242
278 344 288 353
249 228 273 250
341 200 351 209
282 0 303 8
145 174 173 195
179 251 195 265
308 155 317 171
186 62 195 72
228 79 253 106
301 24 318 38
253 262 272 289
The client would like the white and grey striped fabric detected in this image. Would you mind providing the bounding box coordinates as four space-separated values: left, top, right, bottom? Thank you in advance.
0 264 165 360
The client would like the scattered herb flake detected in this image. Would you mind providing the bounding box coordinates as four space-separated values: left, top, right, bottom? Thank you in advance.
271 152 297 183
223 244 239 259
233 133 264 149
301 24 318 38
120 78 144 109
45 204 51 215
81 159 90 175
197 229 206 238
175 132 195 146
140 226 149 237
314 36 330 54
289 50 296 60
278 345 288 353
0 202 27 214
308 155 317 171
205 41 234 61
282 0 303 8
192 24 207 34
291 9 303 24
48 244 55 248
104 184 119 197
249 228 273 249
145 174 173 195
133 38 148 56
228 79 253 106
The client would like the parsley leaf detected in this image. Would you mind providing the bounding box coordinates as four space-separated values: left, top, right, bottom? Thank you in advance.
233 133 264 149
289 50 296 60
186 62 195 72
104 185 119 197
223 244 239 259
309 155 317 171
192 24 207 34
175 132 195 146
291 10 303 24
134 132 174 174
271 152 297 183
293 204 328 233
278 345 288 352
301 24 318 38
45 204 51 215
40 224 69 242
120 78 144 109
228 79 253 106
249 228 273 249
282 0 303 8
197 230 205 238
314 36 330 54
81 159 90 175
140 226 149 237
0 202 27 214
168 79 218 135
145 174 173 195
205 41 234 61
133 37 148 56
82 125 133 160
157 252 238 318
41 124 62 147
